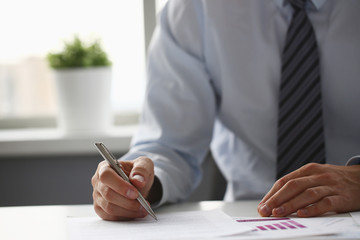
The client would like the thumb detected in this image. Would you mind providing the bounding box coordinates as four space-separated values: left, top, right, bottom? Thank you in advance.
129 157 155 194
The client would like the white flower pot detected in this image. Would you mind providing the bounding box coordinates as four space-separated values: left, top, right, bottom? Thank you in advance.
54 67 112 136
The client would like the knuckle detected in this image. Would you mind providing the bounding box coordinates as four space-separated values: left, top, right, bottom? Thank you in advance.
102 186 113 201
275 178 287 188
94 202 116 221
92 193 98 204
91 174 97 187
137 157 154 168
138 156 153 162
322 197 333 209
303 163 319 172
135 165 148 174
97 161 106 171
147 158 155 168
92 190 97 200
267 197 279 207
286 179 299 189
103 202 115 214
97 161 102 169
320 172 333 180
94 204 103 215
99 160 107 167
98 168 111 182
305 188 319 199
123 201 140 211
307 162 318 167
300 164 309 172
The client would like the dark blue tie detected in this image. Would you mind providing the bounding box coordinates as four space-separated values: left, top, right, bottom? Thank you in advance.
277 0 326 179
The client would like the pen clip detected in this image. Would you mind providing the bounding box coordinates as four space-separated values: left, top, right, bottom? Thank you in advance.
95 143 118 163
95 142 129 182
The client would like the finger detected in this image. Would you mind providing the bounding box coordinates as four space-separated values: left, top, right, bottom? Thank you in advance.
94 191 147 220
94 204 122 221
98 163 139 199
258 177 312 216
297 196 337 217
97 181 143 212
127 157 154 189
272 186 334 217
260 171 304 205
260 163 324 204
92 161 107 187
259 176 289 207
257 163 328 217
97 193 147 218
259 173 331 217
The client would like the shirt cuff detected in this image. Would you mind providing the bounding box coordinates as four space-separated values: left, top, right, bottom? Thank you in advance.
346 155 360 166
151 166 169 208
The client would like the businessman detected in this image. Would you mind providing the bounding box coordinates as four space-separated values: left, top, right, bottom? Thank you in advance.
91 0 360 220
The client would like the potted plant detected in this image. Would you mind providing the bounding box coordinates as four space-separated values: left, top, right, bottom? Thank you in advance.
47 36 112 136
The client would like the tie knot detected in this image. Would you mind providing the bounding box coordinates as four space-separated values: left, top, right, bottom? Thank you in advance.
288 0 307 10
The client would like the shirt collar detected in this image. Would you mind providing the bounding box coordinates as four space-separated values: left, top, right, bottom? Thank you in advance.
274 0 326 11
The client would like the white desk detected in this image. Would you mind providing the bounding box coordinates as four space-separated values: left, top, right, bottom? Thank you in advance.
0 201 354 240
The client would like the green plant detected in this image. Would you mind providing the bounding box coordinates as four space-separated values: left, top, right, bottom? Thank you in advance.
47 36 111 69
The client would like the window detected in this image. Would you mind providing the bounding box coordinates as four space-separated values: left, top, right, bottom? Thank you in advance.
0 0 147 128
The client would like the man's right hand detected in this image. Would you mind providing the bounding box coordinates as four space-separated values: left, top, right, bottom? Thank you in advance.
91 156 155 221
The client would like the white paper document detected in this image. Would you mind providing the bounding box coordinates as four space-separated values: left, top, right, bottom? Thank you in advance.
67 210 252 240
232 216 360 239
350 211 360 226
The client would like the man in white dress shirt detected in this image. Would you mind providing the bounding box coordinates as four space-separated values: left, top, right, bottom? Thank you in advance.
91 0 360 220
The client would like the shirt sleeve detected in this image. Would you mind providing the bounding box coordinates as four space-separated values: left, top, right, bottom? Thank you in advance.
121 0 216 206
346 156 360 166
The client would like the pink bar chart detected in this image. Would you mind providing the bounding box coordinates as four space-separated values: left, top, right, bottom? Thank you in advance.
236 218 307 231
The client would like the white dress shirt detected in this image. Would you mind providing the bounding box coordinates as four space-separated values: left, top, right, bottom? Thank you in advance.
121 0 360 205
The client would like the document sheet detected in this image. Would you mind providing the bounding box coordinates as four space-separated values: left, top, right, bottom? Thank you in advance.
67 210 252 240
232 216 360 239
350 211 360 226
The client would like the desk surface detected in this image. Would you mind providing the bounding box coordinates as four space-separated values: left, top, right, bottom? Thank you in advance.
0 201 352 240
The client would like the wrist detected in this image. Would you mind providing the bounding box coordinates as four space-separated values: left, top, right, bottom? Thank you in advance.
147 176 163 205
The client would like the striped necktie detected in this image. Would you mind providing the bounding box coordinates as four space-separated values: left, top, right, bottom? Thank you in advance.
277 0 326 179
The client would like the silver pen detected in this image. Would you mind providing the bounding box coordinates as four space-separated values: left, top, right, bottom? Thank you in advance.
95 142 158 221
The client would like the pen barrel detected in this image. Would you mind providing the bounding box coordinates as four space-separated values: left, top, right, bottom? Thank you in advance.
137 193 157 220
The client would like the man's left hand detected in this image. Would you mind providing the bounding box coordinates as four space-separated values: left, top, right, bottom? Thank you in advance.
258 163 360 217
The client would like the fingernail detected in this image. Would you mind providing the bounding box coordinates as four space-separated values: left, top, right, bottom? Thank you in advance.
274 206 285 215
259 203 271 216
132 174 144 183
126 189 137 199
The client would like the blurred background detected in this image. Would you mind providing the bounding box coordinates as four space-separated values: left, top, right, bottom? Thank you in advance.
0 0 226 206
